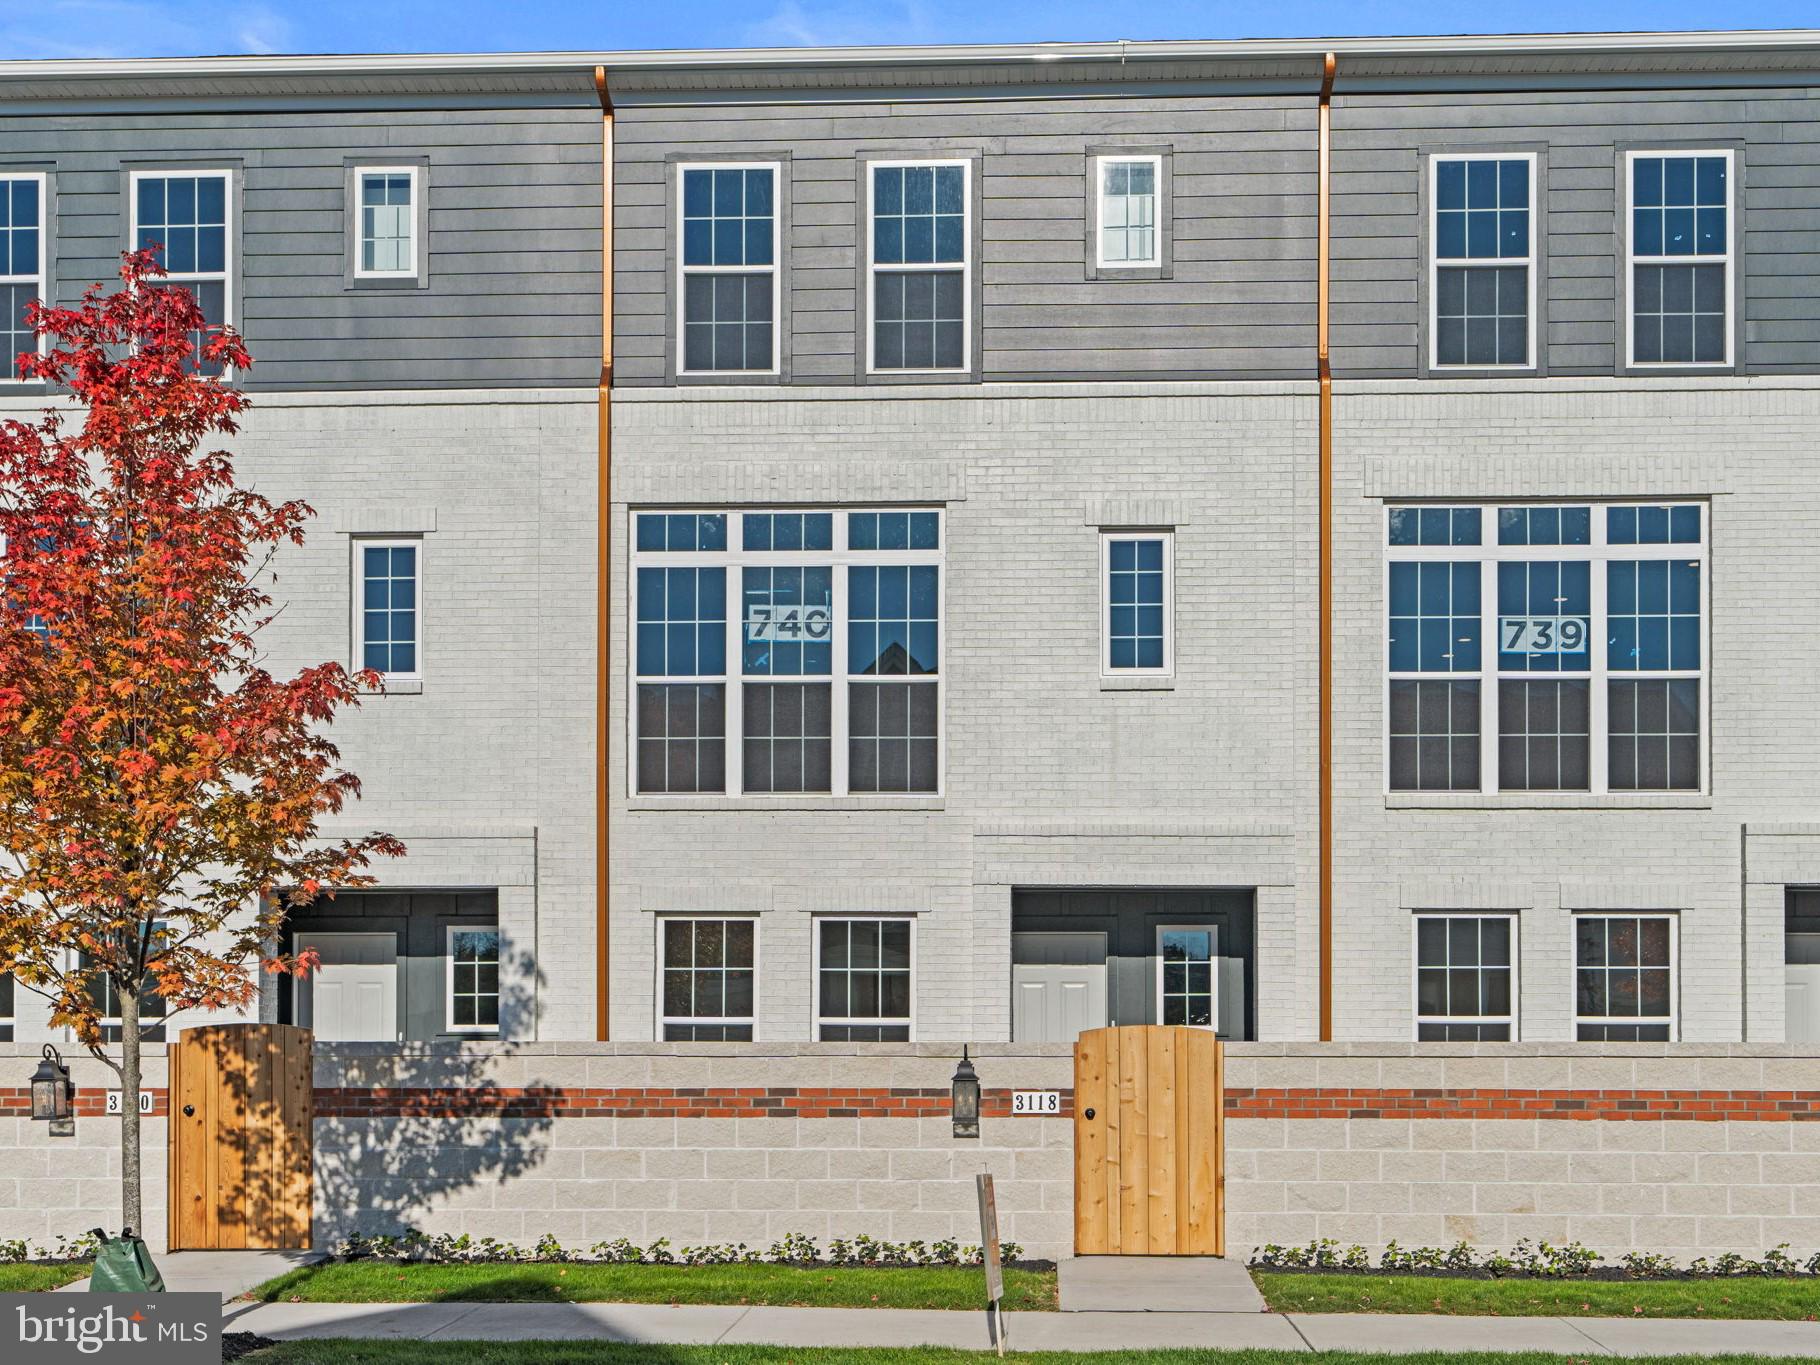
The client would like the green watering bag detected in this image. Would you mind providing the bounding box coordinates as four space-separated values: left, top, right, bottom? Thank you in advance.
88 1228 167 1292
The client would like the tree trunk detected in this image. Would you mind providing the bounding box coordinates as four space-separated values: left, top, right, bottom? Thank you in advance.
120 985 142 1237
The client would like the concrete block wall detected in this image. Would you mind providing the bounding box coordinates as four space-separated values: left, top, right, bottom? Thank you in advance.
310 1043 1078 1259
0 1046 170 1253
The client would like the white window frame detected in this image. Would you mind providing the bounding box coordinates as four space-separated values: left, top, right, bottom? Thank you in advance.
0 171 47 384
127 168 233 330
1094 154 1163 269
1411 911 1519 1041
74 925 169 1042
866 159 971 375
1099 529 1174 678
444 923 501 1035
629 508 945 799
1384 502 1710 796
656 915 759 1041
353 165 419 280
1428 152 1537 372
351 536 423 683
1154 923 1219 1031
1624 148 1735 370
812 915 916 1041
675 161 781 377
1572 911 1679 1041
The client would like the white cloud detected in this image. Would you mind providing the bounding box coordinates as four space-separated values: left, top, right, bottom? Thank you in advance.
0 0 295 59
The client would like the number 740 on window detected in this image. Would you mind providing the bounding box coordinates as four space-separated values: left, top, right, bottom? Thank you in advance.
1500 616 1589 654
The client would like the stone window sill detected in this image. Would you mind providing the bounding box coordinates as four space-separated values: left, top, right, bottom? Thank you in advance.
627 796 944 813
1386 791 1711 811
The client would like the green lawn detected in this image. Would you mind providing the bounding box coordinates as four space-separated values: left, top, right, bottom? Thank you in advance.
239 1345 1813 1365
248 1261 1056 1312
0 1262 91 1292
1254 1270 1820 1319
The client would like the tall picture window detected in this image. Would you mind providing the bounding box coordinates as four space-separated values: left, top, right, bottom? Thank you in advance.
1387 503 1706 793
633 509 942 796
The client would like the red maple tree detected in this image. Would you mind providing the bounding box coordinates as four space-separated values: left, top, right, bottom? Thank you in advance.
0 251 401 1235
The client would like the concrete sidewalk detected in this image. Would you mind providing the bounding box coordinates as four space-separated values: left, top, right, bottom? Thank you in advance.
59 1249 323 1300
221 1299 1820 1356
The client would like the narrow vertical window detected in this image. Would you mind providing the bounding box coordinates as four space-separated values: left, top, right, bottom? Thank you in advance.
1629 151 1730 366
869 162 968 373
679 164 776 374
635 550 727 795
1575 913 1675 1040
1414 913 1515 1040
1431 156 1533 368
356 167 417 278
1096 155 1160 268
1156 926 1217 1029
742 557 834 794
1607 505 1702 791
1101 531 1172 675
660 918 755 1041
0 971 12 1041
446 926 500 1034
356 541 420 680
131 171 231 374
1386 507 1483 791
0 174 44 382
816 918 912 1040
847 520 941 793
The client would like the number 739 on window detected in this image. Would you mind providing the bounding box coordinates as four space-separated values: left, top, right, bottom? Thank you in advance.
1499 616 1589 654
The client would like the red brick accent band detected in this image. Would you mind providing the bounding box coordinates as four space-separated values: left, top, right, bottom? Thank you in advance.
8 1085 1820 1122
311 1086 1072 1120
0 1088 170 1118
1224 1087 1820 1122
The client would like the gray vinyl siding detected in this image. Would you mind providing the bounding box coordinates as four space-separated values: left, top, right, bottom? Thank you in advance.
0 106 601 390
613 95 1317 385
1332 85 1820 378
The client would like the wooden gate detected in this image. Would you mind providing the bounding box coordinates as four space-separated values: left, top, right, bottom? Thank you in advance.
168 1024 313 1250
1073 1025 1223 1255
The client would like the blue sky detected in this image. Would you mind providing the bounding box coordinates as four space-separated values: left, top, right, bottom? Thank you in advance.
2 0 1817 61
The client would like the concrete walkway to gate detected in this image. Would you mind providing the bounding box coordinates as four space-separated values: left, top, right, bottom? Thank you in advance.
1058 1255 1268 1312
220 1298 1820 1357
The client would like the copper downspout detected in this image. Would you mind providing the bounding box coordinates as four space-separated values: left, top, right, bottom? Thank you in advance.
1317 52 1337 1042
594 66 615 1041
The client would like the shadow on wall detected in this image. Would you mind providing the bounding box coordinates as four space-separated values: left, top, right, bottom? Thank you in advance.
310 946 553 1246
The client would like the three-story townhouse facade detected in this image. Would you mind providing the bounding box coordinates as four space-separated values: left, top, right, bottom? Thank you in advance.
603 30 1820 1048
0 55 606 1046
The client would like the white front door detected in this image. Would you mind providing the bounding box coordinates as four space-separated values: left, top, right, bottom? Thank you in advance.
297 932 398 1041
1012 932 1109 1042
1787 933 1820 1043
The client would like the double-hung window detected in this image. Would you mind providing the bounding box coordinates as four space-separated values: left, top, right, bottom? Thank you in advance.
1414 913 1515 1040
1387 503 1706 793
355 166 418 278
1101 531 1172 675
869 161 968 373
355 539 421 681
633 509 942 796
0 173 45 381
816 918 912 1041
1431 155 1533 369
1575 913 1675 1040
1096 155 1161 268
679 163 777 374
1628 150 1731 367
131 170 231 373
660 917 755 1040
446 926 500 1034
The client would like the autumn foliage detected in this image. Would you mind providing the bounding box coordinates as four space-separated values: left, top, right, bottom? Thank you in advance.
0 250 401 1066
